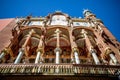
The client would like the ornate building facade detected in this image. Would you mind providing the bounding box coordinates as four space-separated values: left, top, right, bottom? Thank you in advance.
0 10 120 80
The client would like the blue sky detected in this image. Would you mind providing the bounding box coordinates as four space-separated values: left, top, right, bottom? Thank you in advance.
0 0 120 41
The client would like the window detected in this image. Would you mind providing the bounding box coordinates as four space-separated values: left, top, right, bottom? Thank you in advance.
73 22 90 27
73 22 81 26
51 15 68 25
29 21 43 26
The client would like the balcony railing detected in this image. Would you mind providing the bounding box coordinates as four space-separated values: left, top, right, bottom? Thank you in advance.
0 63 120 76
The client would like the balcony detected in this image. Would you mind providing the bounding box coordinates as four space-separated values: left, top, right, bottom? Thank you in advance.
0 63 119 76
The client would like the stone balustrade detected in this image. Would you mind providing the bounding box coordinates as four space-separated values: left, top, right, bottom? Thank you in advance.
0 63 119 76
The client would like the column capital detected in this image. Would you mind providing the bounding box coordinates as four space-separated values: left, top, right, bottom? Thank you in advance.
54 47 62 54
29 29 36 34
55 29 61 34
104 47 112 56
103 47 114 60
90 46 96 54
72 47 79 53
1 47 9 55
19 48 25 53
81 29 87 34
36 48 44 54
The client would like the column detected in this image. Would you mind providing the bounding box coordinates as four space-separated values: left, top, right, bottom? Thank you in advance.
35 51 41 64
0 48 8 60
109 53 117 64
14 49 24 64
36 35 44 64
69 29 80 64
71 54 75 63
56 50 60 64
14 29 34 64
54 48 61 64
93 26 114 64
54 29 61 64
0 52 5 59
91 51 100 64
82 29 100 64
55 29 61 48
74 51 80 64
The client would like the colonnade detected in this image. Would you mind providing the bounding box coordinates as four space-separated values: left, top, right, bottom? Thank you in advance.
0 28 118 65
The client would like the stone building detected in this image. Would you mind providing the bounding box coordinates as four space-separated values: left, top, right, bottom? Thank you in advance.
0 10 120 80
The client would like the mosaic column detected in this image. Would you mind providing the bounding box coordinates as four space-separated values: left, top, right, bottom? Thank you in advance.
0 52 5 59
0 48 9 60
22 29 35 57
109 53 117 64
14 29 34 64
94 28 118 65
90 49 100 64
14 48 24 64
35 35 44 64
54 29 62 64
35 51 41 64
69 29 80 64
73 48 80 64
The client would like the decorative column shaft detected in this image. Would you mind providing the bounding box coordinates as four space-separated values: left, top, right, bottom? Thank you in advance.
109 53 117 64
35 51 41 64
56 50 60 64
54 29 61 64
82 29 100 64
36 35 44 64
54 48 61 73
74 51 80 64
14 49 24 64
91 50 100 64
94 28 118 64
0 48 9 60
54 48 61 64
71 53 75 63
22 29 35 57
56 29 61 48
69 29 80 64
0 52 5 59
14 29 35 64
